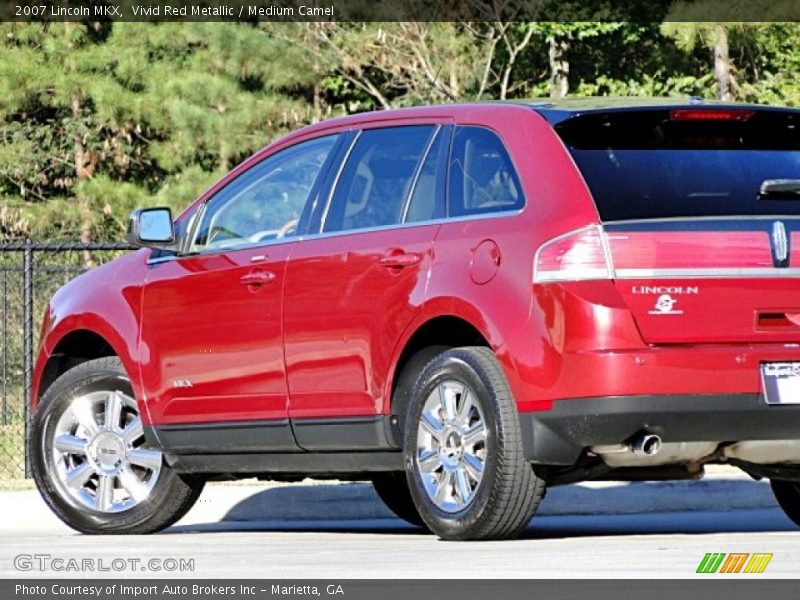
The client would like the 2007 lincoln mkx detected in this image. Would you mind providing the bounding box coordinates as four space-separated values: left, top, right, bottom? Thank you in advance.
28 99 800 540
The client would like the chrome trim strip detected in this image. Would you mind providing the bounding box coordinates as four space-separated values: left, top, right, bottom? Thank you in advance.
146 237 296 265
147 208 525 265
300 207 524 243
605 215 800 226
615 267 800 279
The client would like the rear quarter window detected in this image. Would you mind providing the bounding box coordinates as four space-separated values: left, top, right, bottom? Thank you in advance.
448 126 524 217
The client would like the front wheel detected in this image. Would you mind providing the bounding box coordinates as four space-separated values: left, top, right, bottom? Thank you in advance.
403 347 545 540
30 357 204 534
771 478 800 527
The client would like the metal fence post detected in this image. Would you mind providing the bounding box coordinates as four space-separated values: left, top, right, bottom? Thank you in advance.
1 267 6 427
22 239 33 478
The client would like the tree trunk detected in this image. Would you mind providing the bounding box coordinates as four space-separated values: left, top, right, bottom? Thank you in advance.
71 95 95 269
548 36 569 98
449 66 460 101
79 215 95 269
714 25 734 101
313 81 322 122
219 140 229 173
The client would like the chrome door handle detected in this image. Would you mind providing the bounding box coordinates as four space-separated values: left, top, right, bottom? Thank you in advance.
240 271 276 286
379 252 422 268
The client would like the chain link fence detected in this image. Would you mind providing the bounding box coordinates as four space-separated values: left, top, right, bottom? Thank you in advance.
0 241 134 483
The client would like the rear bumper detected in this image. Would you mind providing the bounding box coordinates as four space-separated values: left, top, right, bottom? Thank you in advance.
515 345 800 411
520 393 800 465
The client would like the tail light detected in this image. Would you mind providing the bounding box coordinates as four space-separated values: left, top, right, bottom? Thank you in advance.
534 224 775 284
534 225 613 283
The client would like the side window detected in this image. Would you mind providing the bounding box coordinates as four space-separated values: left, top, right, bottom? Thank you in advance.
404 126 449 223
192 135 337 251
448 126 524 217
323 126 434 233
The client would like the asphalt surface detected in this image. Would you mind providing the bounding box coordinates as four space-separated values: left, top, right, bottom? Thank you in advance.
2 475 799 579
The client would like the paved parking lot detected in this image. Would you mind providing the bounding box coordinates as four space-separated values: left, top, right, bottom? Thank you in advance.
2 470 798 579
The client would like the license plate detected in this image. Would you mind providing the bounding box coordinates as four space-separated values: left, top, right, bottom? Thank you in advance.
761 362 800 405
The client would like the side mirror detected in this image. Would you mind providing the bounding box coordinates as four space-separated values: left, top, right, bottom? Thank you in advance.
126 207 177 250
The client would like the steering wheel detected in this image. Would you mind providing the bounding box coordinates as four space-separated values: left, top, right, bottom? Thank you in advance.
276 219 299 239
207 226 242 247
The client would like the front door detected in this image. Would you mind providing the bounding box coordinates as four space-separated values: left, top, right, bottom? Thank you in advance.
139 134 339 451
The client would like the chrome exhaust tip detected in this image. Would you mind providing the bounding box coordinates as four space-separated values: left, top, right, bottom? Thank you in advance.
631 433 662 457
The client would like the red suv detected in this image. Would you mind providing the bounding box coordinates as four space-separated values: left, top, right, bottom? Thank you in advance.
29 100 800 540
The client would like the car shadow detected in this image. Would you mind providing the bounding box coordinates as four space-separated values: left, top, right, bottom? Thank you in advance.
166 479 797 538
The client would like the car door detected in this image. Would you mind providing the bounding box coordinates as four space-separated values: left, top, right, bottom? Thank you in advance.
283 124 450 450
140 134 339 452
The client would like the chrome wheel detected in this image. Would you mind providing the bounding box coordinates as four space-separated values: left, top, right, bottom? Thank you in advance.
51 390 162 514
415 379 487 513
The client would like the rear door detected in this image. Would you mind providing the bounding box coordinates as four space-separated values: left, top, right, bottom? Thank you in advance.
556 107 800 344
283 124 449 447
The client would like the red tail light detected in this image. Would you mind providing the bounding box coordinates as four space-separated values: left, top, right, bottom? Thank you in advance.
534 225 774 284
534 225 613 283
670 109 755 122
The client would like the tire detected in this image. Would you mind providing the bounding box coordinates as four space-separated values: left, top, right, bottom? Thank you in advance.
29 357 205 534
771 479 800 527
403 346 545 540
372 472 426 528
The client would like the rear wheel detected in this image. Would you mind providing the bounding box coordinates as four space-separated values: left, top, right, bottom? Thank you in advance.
771 479 800 527
372 472 426 527
404 347 545 540
30 357 205 534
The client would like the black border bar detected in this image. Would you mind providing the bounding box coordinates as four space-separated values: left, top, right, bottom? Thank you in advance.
4 0 800 23
6 580 800 600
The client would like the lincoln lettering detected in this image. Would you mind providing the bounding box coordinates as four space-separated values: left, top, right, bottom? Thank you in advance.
632 285 699 295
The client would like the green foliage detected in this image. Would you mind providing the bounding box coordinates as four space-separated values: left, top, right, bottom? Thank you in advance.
1 21 800 243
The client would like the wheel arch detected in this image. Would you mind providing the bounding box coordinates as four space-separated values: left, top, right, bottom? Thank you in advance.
385 309 493 423
34 319 141 413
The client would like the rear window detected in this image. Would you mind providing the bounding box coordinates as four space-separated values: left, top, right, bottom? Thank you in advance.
555 109 800 221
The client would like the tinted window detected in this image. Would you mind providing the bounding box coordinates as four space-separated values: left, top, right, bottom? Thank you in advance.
555 109 800 221
323 126 434 233
405 127 448 223
449 127 524 217
192 135 336 251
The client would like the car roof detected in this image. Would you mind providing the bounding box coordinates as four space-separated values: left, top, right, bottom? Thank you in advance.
288 97 800 137
284 102 516 138
523 96 800 125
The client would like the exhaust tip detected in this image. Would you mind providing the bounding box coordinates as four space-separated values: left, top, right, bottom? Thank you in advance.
631 433 662 457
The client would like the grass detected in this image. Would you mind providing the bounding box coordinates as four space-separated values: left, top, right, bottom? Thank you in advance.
0 420 26 483
0 478 33 490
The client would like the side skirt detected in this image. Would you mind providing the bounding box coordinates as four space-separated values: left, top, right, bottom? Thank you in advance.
145 415 403 476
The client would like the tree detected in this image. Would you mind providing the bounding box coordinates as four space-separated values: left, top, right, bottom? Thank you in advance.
3 18 800 246
0 22 312 248
267 22 540 108
658 0 797 101
661 22 742 100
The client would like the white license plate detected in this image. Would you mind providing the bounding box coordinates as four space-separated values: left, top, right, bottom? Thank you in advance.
762 362 800 405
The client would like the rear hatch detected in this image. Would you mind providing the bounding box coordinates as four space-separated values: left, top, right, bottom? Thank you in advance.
554 106 800 344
